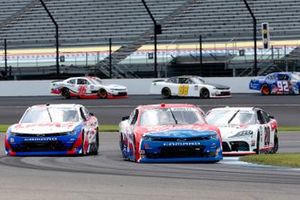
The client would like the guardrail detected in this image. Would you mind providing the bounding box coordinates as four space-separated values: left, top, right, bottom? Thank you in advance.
0 77 257 96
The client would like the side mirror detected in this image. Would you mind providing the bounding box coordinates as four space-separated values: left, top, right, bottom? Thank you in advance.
269 115 274 119
90 113 94 116
122 116 129 121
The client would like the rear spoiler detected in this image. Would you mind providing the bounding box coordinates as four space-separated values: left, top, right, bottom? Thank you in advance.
152 79 165 83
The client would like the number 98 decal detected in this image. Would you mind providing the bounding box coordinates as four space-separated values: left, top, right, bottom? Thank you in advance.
178 84 189 96
277 81 289 93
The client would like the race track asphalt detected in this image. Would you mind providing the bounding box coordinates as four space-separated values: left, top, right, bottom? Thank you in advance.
0 94 300 200
0 93 299 126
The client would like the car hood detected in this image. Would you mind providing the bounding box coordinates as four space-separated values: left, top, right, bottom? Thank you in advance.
106 84 127 90
206 83 230 90
137 124 219 136
218 125 256 139
9 122 81 134
145 129 217 138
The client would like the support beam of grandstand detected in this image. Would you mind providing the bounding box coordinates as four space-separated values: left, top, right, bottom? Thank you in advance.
242 0 258 76
109 38 112 79
199 35 203 75
4 39 7 76
39 0 60 76
141 0 159 78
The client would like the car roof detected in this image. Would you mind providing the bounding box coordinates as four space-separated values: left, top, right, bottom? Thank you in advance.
209 106 258 112
29 104 83 109
66 76 100 80
168 75 203 79
137 103 201 110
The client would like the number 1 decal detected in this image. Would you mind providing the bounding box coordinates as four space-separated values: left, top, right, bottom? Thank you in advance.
277 81 289 92
178 84 189 96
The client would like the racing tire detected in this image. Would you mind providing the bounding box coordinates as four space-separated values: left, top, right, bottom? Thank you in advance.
256 132 260 154
98 89 108 99
120 134 128 160
271 134 279 154
261 85 270 95
61 88 71 99
161 87 171 99
81 131 87 156
90 129 99 155
200 88 210 99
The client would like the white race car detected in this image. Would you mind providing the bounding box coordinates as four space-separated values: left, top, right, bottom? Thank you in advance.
150 76 231 98
205 107 279 155
50 76 128 99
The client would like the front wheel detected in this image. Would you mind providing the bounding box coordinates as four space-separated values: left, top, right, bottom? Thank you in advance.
90 129 99 155
161 87 171 99
256 132 260 154
200 88 210 99
271 134 279 153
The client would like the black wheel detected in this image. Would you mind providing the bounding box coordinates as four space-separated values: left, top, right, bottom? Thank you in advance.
90 129 99 155
161 87 171 99
81 131 86 156
271 134 279 154
200 88 210 99
120 134 128 160
98 89 107 99
261 85 270 95
256 132 260 154
61 88 70 99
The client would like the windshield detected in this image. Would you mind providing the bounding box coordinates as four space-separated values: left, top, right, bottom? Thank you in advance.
20 107 80 123
191 77 205 84
140 107 205 126
206 110 256 126
89 77 103 85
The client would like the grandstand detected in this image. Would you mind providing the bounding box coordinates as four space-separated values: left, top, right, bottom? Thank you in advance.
0 0 300 79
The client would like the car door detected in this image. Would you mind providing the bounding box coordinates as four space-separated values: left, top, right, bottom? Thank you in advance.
76 78 92 95
256 109 272 149
121 109 139 160
79 107 98 151
177 77 190 96
276 73 291 94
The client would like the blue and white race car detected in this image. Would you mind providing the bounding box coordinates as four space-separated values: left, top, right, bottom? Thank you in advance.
5 104 99 156
249 72 300 95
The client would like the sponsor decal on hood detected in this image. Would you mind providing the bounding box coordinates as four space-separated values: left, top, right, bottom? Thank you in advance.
10 122 81 134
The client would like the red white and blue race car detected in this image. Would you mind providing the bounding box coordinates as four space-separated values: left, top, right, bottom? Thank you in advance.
249 72 300 95
5 104 99 156
206 107 279 155
119 104 223 163
50 76 128 99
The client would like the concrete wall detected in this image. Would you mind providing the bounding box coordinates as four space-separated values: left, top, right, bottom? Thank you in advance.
0 77 258 96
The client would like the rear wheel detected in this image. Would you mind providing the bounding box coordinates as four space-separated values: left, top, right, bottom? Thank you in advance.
200 88 210 99
61 88 70 99
261 85 270 95
98 89 108 99
161 87 171 99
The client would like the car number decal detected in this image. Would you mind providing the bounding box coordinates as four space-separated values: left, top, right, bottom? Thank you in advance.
178 84 189 96
277 81 289 93
78 85 87 95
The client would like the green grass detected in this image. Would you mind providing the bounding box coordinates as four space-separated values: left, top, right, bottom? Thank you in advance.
240 153 300 168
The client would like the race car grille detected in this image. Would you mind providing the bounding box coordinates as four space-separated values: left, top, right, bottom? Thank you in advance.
11 141 70 152
146 145 208 158
117 92 127 96
223 141 250 152
14 133 68 137
230 141 250 151
217 91 231 96
147 136 212 142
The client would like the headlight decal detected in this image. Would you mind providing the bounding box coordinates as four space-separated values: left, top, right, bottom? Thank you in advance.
228 130 253 138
